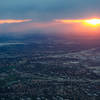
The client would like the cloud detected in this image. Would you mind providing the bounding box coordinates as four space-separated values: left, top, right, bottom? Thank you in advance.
55 18 100 24
55 19 85 24
0 19 32 24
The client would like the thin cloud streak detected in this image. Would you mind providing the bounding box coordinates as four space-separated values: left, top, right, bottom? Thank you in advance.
55 19 85 23
55 18 100 24
0 19 32 24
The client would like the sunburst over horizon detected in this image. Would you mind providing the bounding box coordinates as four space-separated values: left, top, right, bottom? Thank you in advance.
55 18 100 26
85 18 100 25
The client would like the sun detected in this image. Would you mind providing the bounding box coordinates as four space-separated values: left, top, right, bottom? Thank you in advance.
85 18 100 25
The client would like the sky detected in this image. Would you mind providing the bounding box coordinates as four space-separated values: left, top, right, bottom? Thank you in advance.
0 0 100 34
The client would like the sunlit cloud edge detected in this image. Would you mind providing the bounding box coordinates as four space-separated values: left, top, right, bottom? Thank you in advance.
0 19 32 24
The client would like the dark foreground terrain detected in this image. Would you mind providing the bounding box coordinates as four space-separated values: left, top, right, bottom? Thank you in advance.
0 34 100 100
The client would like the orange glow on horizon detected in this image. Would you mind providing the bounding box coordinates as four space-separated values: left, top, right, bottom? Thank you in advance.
0 19 32 24
0 18 100 34
55 18 100 26
55 18 100 35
